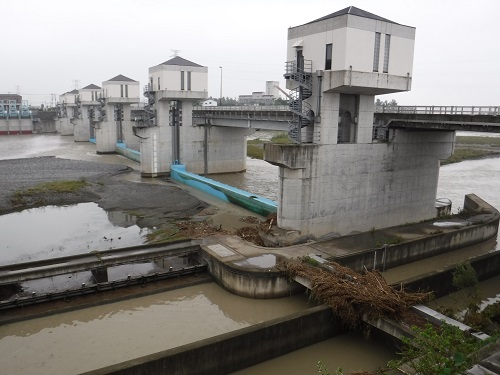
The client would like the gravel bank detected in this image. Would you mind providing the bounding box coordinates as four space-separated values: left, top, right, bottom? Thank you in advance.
0 156 207 225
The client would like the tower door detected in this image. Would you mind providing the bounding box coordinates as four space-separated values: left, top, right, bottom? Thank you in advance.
338 110 352 143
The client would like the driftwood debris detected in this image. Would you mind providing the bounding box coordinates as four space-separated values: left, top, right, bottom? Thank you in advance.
281 259 430 328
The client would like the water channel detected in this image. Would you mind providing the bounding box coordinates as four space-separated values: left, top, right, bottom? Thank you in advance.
0 133 499 373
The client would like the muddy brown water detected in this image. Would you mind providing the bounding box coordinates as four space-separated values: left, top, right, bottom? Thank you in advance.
0 202 151 264
0 283 313 374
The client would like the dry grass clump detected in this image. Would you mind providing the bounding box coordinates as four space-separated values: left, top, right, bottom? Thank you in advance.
176 220 228 238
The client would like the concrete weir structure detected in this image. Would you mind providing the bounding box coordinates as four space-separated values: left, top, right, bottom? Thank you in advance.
136 57 251 177
74 84 102 141
95 75 140 153
264 7 455 239
57 89 79 136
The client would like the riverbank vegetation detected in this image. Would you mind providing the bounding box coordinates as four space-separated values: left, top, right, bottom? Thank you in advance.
11 179 89 206
308 260 500 375
247 132 291 159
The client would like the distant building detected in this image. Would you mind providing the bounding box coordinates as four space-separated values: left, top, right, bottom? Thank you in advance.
0 94 22 104
238 80 281 106
200 99 217 107
0 94 30 118
265 81 280 98
238 92 275 106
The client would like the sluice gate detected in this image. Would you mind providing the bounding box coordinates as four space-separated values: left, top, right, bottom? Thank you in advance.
0 241 206 311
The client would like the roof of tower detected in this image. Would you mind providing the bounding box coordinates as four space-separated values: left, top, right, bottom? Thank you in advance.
304 6 400 26
81 84 101 90
160 56 203 67
106 74 137 82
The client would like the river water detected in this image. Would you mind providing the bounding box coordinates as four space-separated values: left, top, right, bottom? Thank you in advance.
0 203 150 264
1 133 499 374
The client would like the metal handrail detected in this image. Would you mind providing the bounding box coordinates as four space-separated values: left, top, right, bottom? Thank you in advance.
375 105 500 116
193 105 290 112
284 59 312 75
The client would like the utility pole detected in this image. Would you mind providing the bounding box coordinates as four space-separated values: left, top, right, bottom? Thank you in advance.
219 66 223 106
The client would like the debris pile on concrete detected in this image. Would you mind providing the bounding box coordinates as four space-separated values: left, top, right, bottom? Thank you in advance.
235 214 276 246
281 259 430 328
176 220 228 238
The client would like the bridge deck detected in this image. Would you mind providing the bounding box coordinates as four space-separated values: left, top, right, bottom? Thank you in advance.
192 105 500 133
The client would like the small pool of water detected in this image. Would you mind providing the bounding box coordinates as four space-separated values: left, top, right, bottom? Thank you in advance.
0 203 151 264
233 254 277 268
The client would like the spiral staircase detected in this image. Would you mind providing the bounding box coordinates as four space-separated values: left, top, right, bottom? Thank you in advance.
284 59 313 143
141 84 156 127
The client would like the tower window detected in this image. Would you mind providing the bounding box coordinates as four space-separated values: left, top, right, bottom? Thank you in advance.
187 71 191 91
325 44 332 70
180 71 185 90
383 34 391 73
373 32 381 72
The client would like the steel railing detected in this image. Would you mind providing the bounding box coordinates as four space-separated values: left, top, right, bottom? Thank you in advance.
376 106 500 116
193 105 290 112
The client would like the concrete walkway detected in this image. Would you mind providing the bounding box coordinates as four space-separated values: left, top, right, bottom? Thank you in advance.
199 211 497 274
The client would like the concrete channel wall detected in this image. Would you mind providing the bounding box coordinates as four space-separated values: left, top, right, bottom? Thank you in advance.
82 305 342 375
116 143 140 163
203 252 303 298
401 248 500 297
334 195 499 272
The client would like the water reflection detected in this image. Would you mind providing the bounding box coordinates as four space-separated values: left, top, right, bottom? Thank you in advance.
233 254 278 268
0 203 151 264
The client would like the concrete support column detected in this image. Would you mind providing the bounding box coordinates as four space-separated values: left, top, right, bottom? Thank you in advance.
266 129 456 239
357 94 375 143
121 104 140 151
138 128 163 177
318 92 340 145
74 106 91 142
185 126 249 174
59 118 73 136
95 104 118 154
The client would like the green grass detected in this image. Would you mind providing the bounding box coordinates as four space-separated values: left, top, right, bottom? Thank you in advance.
247 132 291 159
442 148 498 165
270 132 290 144
15 180 88 196
12 180 89 205
456 136 500 146
247 144 264 159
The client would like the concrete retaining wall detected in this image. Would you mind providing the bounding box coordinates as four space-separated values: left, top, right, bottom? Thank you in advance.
401 248 500 297
171 164 277 217
81 305 341 375
203 251 303 298
0 118 33 134
334 195 499 272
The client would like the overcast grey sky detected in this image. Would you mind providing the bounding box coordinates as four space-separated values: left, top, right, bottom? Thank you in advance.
2 0 499 106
